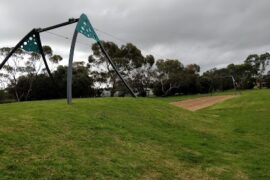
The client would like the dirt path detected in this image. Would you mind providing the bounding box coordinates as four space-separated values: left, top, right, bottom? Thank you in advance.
171 95 236 111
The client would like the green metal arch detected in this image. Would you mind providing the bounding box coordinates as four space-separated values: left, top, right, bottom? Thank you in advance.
67 13 136 104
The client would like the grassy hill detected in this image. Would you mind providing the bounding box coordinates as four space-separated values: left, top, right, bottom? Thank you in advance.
0 90 269 179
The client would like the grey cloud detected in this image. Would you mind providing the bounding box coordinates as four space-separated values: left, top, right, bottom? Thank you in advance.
1 0 270 72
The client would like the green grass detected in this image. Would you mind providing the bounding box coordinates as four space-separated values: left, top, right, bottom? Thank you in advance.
0 90 269 179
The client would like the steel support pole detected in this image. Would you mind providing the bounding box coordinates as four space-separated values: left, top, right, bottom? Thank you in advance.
35 32 63 98
67 30 78 104
37 18 79 33
97 41 136 97
36 32 55 81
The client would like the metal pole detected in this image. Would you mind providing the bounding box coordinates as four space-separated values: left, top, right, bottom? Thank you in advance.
37 18 79 33
97 41 136 97
67 30 78 104
35 32 62 98
35 32 55 81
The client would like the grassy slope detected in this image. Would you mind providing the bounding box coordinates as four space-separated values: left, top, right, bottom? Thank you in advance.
0 90 269 179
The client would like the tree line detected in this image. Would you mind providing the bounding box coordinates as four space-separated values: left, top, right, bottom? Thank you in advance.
0 41 269 102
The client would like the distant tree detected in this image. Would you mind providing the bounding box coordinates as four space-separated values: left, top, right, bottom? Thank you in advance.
0 89 9 102
72 62 94 97
264 71 270 88
2 41 268 100
202 67 236 92
198 76 211 93
11 62 94 101
0 48 26 101
0 72 9 89
89 41 121 96
153 59 185 96
185 64 200 74
181 64 201 94
24 52 42 100
129 54 155 96
245 53 270 88
89 41 155 97
0 45 62 101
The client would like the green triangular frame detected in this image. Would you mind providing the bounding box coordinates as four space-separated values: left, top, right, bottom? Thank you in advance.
20 33 40 53
75 13 100 42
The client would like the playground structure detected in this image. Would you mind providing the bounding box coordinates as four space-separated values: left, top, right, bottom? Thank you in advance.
0 13 136 104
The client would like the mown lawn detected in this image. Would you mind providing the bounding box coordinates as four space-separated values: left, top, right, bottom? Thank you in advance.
0 89 269 179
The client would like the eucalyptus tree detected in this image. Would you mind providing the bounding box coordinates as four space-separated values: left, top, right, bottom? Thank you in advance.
153 59 185 96
0 47 26 101
245 53 270 88
0 45 62 101
89 41 154 96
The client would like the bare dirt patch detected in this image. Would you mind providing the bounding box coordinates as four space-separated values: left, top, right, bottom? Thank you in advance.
171 95 236 111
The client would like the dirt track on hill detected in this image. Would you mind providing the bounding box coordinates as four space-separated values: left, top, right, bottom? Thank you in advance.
171 95 236 111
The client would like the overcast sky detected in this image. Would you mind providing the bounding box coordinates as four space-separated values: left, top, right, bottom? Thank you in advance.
1 0 270 72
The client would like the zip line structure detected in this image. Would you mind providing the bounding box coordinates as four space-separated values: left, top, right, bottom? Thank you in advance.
0 13 136 104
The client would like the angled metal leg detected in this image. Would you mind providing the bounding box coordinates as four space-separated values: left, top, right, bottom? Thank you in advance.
36 32 55 82
67 30 78 104
35 32 62 98
97 41 136 97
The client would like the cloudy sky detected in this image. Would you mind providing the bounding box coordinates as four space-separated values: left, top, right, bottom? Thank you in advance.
1 0 270 72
